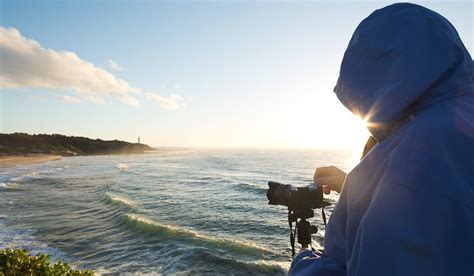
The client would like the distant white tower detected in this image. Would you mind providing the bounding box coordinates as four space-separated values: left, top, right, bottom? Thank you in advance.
138 137 141 144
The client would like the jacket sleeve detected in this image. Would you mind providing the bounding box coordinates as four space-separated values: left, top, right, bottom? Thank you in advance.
290 249 346 276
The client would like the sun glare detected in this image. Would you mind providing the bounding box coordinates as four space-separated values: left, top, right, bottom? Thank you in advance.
348 116 370 168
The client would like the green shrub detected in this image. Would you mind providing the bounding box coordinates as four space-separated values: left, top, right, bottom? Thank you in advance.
0 248 93 276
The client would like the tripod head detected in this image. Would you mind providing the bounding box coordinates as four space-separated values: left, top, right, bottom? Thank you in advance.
288 207 328 257
288 209 318 248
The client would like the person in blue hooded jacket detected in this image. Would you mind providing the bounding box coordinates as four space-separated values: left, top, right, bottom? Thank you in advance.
290 3 473 276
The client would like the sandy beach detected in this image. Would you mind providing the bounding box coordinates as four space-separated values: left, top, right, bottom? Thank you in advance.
0 155 62 169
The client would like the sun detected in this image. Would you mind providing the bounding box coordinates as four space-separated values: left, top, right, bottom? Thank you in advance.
347 116 370 168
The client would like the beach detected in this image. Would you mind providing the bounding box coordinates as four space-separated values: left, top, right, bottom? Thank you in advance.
0 155 62 169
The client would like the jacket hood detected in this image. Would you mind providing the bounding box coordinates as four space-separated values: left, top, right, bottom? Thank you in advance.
334 3 473 141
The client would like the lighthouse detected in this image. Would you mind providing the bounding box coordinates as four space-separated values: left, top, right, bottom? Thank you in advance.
138 137 140 144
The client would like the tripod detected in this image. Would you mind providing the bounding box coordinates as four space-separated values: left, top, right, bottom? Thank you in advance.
288 208 327 257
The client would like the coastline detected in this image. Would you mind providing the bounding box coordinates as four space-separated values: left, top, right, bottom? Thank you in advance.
0 155 62 169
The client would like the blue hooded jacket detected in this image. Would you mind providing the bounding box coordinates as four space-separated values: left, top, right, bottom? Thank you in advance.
291 3 474 275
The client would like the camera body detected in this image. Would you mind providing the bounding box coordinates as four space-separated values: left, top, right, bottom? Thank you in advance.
267 181 330 211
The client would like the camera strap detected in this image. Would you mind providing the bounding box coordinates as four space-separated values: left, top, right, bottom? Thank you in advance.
322 207 327 226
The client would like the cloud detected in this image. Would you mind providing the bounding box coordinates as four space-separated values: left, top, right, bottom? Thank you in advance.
0 27 182 110
144 93 183 110
60 95 81 104
107 58 127 72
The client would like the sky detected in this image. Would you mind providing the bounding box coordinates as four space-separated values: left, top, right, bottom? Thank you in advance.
0 0 472 150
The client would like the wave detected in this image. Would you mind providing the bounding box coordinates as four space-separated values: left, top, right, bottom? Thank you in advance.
123 214 270 255
93 267 114 275
105 193 138 208
180 249 288 275
253 260 290 272
0 182 21 191
116 163 129 171
0 224 69 262
234 183 267 195
9 171 39 182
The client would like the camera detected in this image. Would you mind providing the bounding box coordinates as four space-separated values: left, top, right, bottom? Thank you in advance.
267 181 331 256
267 181 329 211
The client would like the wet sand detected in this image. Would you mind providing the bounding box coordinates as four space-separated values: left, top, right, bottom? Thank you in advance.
0 155 62 169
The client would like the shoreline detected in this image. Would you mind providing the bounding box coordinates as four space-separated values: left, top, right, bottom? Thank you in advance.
0 155 62 169
0 151 160 170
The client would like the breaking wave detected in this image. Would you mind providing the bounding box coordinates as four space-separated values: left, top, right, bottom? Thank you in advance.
0 182 21 191
9 171 39 182
105 193 138 208
116 163 129 171
122 214 270 255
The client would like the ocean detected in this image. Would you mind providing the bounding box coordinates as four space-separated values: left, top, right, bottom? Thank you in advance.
0 149 356 275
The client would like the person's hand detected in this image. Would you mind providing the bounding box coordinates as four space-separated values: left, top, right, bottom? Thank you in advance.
313 166 346 194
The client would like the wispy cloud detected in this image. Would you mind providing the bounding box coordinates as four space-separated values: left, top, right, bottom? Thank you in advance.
144 93 183 110
107 58 127 72
60 95 81 104
0 27 182 110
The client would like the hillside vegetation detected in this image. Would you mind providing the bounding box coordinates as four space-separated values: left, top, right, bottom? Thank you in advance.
0 248 93 275
0 133 153 156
